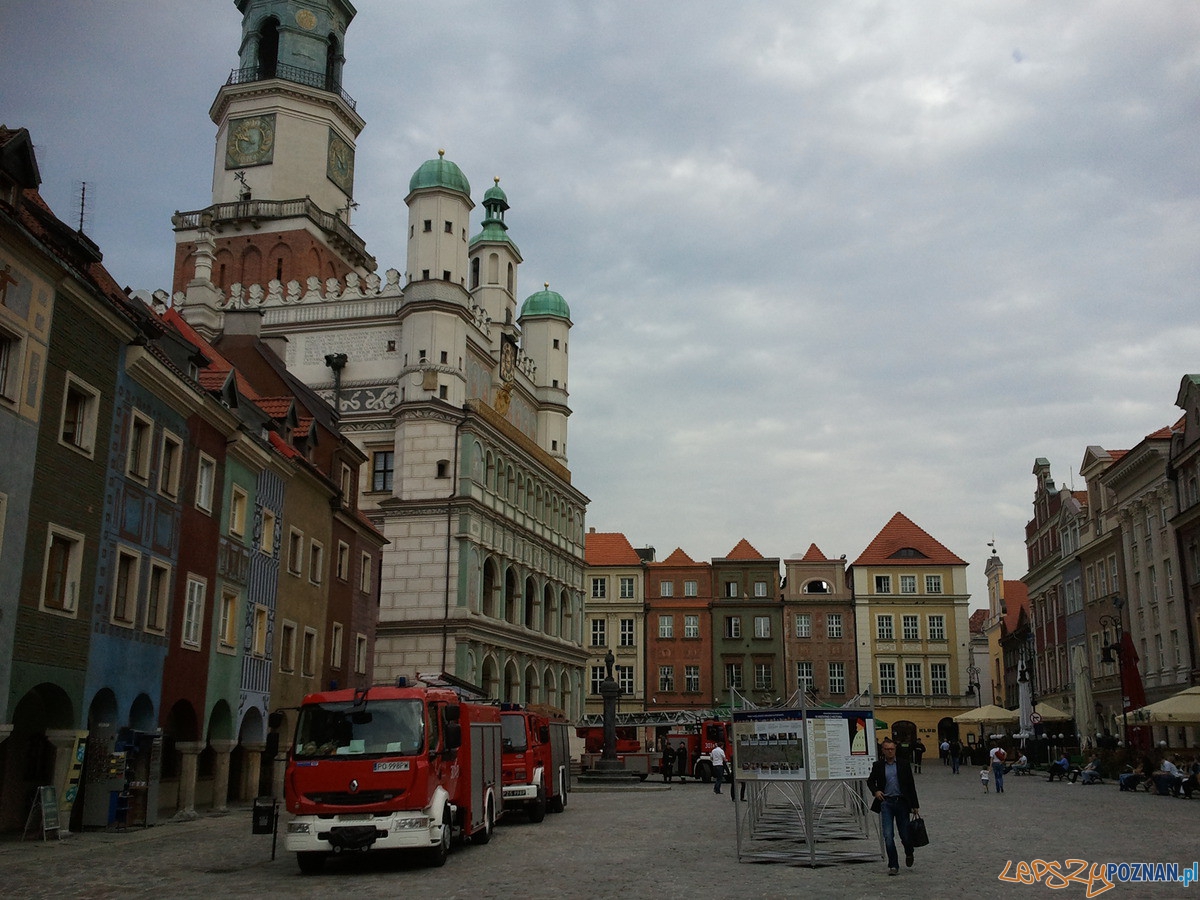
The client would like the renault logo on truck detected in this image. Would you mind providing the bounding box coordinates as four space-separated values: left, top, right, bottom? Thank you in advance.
349 779 359 793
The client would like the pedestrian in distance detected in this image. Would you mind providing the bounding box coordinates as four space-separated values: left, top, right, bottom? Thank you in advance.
940 738 950 766
989 743 1007 794
661 741 676 784
913 738 926 773
949 738 962 775
980 767 989 792
867 737 920 876
710 743 728 794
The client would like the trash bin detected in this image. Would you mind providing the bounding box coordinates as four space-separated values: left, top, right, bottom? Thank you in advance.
252 797 277 835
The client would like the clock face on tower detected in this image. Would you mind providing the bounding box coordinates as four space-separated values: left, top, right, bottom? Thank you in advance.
326 129 355 195
225 114 276 169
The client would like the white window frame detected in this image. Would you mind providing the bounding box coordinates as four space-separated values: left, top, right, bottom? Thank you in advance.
145 559 171 634
902 614 920 641
158 430 183 499
302 627 318 676
725 662 743 690
754 580 768 597
827 613 843 638
590 618 606 647
279 621 297 672
195 452 216 514
619 576 635 599
928 614 946 641
355 633 368 675
754 663 773 690
725 581 738 598
251 604 269 657
905 662 923 695
259 508 277 556
59 373 100 457
616 665 634 694
229 485 248 538
110 546 141 627
182 575 206 649
330 622 344 670
874 575 891 594
218 590 239 651
925 574 943 594
685 665 700 692
899 574 917 594
619 617 635 647
878 661 897 694
659 580 673 597
930 662 949 695
754 616 771 638
658 614 674 639
126 409 153 482
309 539 324 584
590 666 605 694
0 328 20 403
828 661 846 694
796 661 814 692
360 551 372 594
725 616 742 639
684 580 698 597
591 577 606 599
876 614 894 641
41 524 85 616
659 665 674 692
684 614 699 638
795 613 811 638
336 540 350 581
288 527 303 575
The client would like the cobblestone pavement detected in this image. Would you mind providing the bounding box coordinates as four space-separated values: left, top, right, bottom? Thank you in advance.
2 762 1197 899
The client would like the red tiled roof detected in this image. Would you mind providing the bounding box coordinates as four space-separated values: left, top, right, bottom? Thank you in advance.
655 548 698 566
1003 580 1029 633
969 609 988 634
723 538 763 560
585 531 642 566
801 543 828 562
852 512 967 567
256 397 294 419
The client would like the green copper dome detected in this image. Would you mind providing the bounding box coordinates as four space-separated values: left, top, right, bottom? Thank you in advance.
409 150 471 196
520 283 571 320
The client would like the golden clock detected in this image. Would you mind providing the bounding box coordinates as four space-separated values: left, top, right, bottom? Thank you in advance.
225 114 276 169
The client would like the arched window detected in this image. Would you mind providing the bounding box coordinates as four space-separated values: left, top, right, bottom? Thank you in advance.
487 253 500 284
470 257 480 290
257 18 280 78
325 34 342 90
506 262 514 293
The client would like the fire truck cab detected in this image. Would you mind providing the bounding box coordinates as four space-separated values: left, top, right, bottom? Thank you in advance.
499 704 571 821
284 679 502 873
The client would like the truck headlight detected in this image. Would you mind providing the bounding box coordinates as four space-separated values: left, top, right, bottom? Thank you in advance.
287 822 311 834
394 816 431 829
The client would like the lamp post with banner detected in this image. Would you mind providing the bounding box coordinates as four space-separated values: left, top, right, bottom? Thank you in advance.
1099 598 1127 743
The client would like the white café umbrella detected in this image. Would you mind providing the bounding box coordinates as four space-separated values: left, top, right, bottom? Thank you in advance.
1072 645 1097 742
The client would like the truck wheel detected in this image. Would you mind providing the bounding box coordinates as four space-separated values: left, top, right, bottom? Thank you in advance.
426 809 452 867
474 797 495 845
548 769 566 813
296 852 326 875
696 761 712 783
528 785 547 823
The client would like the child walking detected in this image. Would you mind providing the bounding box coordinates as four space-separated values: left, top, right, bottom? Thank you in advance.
980 767 990 793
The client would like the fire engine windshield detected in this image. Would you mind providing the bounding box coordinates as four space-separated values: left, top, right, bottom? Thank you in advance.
501 715 527 752
293 699 424 759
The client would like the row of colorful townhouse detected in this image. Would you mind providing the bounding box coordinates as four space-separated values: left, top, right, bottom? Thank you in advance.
985 380 1200 754
0 127 385 833
581 512 981 751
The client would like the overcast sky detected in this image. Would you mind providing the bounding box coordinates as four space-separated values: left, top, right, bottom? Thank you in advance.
6 2 1200 609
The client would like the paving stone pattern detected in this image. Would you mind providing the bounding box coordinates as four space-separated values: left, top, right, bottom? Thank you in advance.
1 763 1196 899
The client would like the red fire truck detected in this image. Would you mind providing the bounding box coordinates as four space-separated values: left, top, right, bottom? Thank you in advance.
499 704 571 821
284 679 503 873
576 712 732 782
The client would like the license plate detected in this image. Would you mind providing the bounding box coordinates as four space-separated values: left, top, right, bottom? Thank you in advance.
374 760 410 772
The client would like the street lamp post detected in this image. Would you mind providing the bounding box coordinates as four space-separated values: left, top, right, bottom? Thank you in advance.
966 665 982 751
1099 598 1127 742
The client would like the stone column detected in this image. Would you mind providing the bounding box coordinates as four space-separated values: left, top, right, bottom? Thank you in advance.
174 741 205 821
241 742 266 801
45 729 79 833
209 739 238 813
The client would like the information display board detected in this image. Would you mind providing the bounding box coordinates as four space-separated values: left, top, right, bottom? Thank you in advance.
732 708 874 781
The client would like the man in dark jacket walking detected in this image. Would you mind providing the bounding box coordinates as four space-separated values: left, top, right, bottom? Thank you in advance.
867 737 921 876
